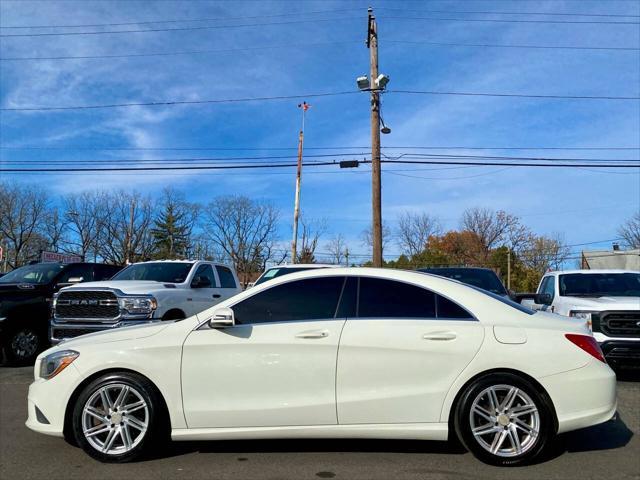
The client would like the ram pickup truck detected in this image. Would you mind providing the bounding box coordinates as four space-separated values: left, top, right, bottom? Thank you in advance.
0 262 122 364
50 260 241 344
528 269 640 367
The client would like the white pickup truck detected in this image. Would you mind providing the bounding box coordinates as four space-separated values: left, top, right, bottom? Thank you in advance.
526 269 640 367
50 260 241 344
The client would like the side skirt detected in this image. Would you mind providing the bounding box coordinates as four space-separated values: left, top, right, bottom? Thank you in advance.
171 423 449 442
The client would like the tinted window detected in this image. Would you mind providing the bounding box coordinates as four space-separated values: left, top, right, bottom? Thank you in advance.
112 262 192 283
468 285 535 315
540 276 555 297
335 276 358 318
436 295 473 319
559 273 640 297
216 266 237 288
419 268 507 295
358 277 436 318
233 277 345 324
254 266 320 286
93 264 121 281
0 263 66 284
191 264 217 288
57 264 93 283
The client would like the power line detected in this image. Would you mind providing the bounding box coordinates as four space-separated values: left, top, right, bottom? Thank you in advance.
2 145 636 152
391 89 640 101
0 40 361 61
385 152 640 162
0 17 360 38
0 91 359 111
386 39 640 52
376 7 640 19
0 8 364 29
380 14 640 25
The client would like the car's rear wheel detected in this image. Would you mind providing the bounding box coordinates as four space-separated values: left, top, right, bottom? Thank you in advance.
72 372 168 463
454 372 555 466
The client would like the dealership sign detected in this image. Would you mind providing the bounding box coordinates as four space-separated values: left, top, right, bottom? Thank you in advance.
41 251 82 264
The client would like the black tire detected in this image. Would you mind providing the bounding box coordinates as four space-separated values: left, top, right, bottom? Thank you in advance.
161 310 185 321
72 372 169 463
4 324 44 366
453 372 556 467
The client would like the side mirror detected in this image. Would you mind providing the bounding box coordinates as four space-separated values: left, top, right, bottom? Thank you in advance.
535 293 553 305
208 307 235 328
68 276 84 284
191 275 212 288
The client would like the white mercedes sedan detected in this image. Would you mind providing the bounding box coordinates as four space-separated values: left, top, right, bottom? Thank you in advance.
26 268 616 466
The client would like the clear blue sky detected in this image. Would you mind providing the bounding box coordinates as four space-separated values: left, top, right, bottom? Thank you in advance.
1 0 639 261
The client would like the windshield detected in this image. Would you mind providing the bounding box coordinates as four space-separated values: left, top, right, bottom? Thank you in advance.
419 268 508 295
559 273 640 297
111 262 192 283
0 263 66 284
254 266 319 286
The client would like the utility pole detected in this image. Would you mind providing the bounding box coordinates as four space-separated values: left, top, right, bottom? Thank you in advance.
291 101 309 264
368 7 383 267
345 247 350 267
507 248 512 290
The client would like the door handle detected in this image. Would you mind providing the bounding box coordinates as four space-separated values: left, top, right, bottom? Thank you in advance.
295 329 329 339
212 294 221 298
423 331 457 341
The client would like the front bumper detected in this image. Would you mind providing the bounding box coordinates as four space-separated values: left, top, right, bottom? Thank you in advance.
600 340 640 366
49 318 159 345
26 361 83 437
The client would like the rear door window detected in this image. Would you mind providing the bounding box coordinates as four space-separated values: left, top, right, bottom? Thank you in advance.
215 266 237 289
358 277 436 318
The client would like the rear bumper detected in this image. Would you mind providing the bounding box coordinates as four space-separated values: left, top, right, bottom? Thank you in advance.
539 359 617 434
49 318 159 345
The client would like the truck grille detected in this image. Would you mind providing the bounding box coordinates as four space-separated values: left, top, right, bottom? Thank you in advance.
51 327 98 340
600 311 640 338
55 291 120 321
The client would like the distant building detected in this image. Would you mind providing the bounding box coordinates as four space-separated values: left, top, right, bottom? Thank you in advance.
581 243 640 270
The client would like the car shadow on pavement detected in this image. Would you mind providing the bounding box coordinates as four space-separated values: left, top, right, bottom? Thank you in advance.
548 412 634 459
156 438 467 460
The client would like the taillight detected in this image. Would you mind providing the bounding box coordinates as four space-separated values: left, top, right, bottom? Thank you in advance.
565 333 606 363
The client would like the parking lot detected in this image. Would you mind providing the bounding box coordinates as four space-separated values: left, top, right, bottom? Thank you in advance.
0 367 637 480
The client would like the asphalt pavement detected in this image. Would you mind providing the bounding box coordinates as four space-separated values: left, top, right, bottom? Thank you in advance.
1 366 638 480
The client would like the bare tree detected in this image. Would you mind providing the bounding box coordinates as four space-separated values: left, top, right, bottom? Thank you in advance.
0 183 49 268
43 206 67 253
520 233 571 275
98 191 155 264
203 195 279 287
461 208 527 259
296 217 326 264
397 212 442 257
63 191 106 260
618 211 640 249
361 223 392 257
325 234 346 265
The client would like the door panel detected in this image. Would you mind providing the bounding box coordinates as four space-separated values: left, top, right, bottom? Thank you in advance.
337 319 484 424
182 319 345 428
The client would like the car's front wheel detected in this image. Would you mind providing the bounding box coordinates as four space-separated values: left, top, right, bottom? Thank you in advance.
454 372 556 466
72 372 168 463
4 325 43 365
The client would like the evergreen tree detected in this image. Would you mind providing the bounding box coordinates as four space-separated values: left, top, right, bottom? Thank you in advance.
151 189 197 259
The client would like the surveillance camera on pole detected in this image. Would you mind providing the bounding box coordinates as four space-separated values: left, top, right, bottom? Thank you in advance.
356 75 370 90
375 74 390 90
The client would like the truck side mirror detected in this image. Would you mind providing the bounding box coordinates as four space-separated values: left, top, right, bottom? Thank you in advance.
191 275 212 288
535 293 553 305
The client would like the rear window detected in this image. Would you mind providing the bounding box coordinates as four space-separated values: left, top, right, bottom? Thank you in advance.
468 285 535 315
254 266 318 286
419 268 508 295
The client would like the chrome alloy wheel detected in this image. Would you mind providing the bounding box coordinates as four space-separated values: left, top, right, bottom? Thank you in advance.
81 383 149 455
10 329 39 359
469 384 540 458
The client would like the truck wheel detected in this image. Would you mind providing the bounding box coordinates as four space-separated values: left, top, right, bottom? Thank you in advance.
161 310 185 321
5 325 43 365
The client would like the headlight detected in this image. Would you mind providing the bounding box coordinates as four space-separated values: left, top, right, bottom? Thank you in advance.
569 311 596 331
119 296 157 314
39 350 79 380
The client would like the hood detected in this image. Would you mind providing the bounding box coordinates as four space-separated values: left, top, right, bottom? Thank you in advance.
53 321 171 349
563 296 640 311
61 280 177 295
